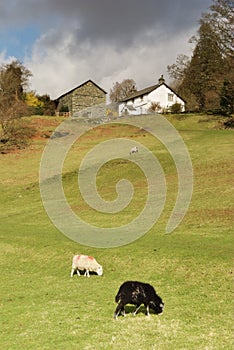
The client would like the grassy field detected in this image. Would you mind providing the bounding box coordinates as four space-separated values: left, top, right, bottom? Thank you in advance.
0 114 233 350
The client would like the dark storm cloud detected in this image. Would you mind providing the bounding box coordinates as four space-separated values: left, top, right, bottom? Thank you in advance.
1 0 212 47
68 0 211 45
0 0 213 98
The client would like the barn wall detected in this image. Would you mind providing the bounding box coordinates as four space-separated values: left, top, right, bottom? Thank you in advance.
57 81 106 116
72 81 106 114
57 94 72 113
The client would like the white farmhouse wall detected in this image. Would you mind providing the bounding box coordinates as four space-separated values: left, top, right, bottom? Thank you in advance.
119 83 185 116
149 85 185 111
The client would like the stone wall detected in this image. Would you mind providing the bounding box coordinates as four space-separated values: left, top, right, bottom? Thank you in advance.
73 103 106 119
57 94 72 113
57 81 106 116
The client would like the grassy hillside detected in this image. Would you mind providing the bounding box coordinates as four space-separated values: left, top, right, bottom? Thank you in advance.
0 114 233 350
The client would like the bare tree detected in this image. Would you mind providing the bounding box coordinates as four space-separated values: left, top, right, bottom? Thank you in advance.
109 79 137 102
202 0 234 58
167 54 190 86
0 61 32 149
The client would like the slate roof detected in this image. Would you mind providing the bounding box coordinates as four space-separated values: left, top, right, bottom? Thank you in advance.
120 84 159 102
119 82 185 103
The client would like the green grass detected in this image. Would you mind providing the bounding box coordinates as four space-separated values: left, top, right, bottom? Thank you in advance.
0 114 233 350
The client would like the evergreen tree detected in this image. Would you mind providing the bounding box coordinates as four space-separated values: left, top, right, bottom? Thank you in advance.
220 79 234 115
167 0 234 112
202 0 234 59
180 21 224 110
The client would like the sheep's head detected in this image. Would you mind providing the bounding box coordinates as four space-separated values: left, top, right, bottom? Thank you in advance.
150 298 164 314
97 266 103 276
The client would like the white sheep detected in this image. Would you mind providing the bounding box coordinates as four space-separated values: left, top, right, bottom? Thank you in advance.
130 146 138 155
70 254 103 277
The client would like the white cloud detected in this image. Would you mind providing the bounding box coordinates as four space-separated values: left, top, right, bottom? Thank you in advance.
1 0 212 99
25 25 195 100
0 50 17 65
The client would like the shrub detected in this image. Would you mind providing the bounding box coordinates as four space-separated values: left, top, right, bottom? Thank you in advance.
223 117 234 129
148 102 161 113
170 103 182 114
59 105 69 113
0 120 36 153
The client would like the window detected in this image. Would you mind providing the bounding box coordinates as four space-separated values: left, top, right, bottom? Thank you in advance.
168 93 174 102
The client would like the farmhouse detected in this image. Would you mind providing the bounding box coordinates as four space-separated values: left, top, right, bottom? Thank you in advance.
119 75 185 116
55 80 107 117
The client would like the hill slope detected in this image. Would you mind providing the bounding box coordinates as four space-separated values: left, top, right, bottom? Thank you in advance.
0 114 233 350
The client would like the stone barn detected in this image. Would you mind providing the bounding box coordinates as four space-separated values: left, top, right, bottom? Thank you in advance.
55 80 107 117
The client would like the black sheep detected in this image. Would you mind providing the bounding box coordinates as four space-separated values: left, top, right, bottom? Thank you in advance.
114 281 164 319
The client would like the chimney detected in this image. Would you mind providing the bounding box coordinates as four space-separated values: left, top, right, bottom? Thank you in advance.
158 75 165 84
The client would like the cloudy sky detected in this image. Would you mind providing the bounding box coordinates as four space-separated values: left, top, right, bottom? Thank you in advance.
0 0 212 99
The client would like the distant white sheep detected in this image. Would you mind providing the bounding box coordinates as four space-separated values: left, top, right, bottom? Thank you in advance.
130 146 138 155
70 254 103 277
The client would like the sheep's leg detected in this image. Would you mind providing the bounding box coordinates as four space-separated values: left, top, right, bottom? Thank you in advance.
145 304 150 316
71 266 78 277
120 308 126 317
114 303 125 319
133 304 141 316
84 270 90 277
71 267 81 277
119 305 125 317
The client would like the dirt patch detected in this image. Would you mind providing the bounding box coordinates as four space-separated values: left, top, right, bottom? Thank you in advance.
79 124 144 143
30 117 64 140
31 117 62 128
